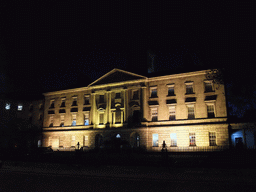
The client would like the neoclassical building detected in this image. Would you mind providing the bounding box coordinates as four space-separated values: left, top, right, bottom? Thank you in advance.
42 68 229 152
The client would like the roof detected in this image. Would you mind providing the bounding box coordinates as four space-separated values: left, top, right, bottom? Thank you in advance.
88 68 147 87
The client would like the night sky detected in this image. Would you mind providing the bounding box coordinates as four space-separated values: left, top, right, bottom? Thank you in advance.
0 1 255 118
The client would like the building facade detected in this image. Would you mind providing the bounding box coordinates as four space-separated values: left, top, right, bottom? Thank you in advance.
0 94 44 149
42 69 229 152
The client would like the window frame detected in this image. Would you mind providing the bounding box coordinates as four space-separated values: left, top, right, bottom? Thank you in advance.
152 133 159 147
170 133 177 147
150 86 158 98
209 132 217 146
169 105 176 120
189 133 196 146
185 81 194 94
150 107 158 121
187 104 195 119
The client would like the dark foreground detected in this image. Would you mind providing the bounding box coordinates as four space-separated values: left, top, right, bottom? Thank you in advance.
0 150 255 191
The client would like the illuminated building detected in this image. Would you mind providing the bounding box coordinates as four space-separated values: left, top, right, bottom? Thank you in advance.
42 68 230 151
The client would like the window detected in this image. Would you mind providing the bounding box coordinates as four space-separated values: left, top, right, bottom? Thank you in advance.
170 133 177 147
50 100 55 108
17 104 23 111
99 113 104 125
151 108 158 121
60 98 66 107
60 115 64 127
115 92 121 98
72 97 77 106
72 114 76 126
99 95 104 103
187 105 195 119
189 133 196 146
186 84 193 94
207 104 215 118
152 134 159 147
59 136 64 147
71 136 76 147
169 106 176 120
115 107 121 124
84 95 90 105
205 81 213 92
150 87 157 98
185 82 194 94
209 132 216 146
167 84 175 96
132 90 139 100
84 113 89 125
84 136 89 147
5 103 10 110
49 116 53 127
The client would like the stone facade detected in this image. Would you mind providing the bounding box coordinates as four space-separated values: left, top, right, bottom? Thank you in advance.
42 69 229 152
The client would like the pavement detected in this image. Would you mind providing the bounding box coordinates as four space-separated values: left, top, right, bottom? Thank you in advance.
1 160 256 184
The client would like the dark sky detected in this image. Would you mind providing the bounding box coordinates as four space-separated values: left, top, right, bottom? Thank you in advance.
0 1 255 117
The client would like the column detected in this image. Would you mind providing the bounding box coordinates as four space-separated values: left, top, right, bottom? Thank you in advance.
142 86 148 121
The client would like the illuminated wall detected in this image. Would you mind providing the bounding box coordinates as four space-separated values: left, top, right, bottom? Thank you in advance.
42 69 229 151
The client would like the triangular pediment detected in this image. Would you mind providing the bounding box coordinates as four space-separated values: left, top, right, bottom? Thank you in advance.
88 68 147 87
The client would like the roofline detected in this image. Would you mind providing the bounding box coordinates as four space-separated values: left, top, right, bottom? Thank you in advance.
88 68 147 87
43 69 211 96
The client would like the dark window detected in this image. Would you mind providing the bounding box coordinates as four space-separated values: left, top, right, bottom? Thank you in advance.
116 92 121 98
186 84 193 94
50 101 54 108
99 95 104 103
168 87 175 96
151 88 157 98
132 90 139 100
84 96 90 105
205 82 213 92
60 101 65 107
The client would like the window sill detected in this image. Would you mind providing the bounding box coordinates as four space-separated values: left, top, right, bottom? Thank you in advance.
185 93 195 95
167 94 176 97
189 145 196 147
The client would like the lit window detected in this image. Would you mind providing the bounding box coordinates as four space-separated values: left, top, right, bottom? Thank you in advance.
150 87 157 98
185 82 194 94
5 103 10 110
209 132 216 146
84 113 89 125
151 108 158 121
84 95 90 105
99 95 104 103
207 104 215 118
99 113 104 125
187 105 195 119
72 114 76 126
169 106 176 120
152 134 159 147
189 133 196 146
170 133 177 147
17 105 23 111
84 136 89 147
205 81 213 92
